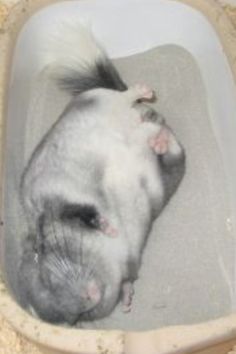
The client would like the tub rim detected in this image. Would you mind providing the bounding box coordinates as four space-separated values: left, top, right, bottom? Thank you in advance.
0 0 236 353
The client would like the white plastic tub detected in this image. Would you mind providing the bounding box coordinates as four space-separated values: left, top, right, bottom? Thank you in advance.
1 0 236 353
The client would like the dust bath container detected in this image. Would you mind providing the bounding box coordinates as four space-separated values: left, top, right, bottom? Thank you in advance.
1 0 236 353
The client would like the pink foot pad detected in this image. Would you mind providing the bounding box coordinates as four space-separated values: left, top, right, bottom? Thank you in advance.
122 282 134 313
131 83 155 101
86 280 101 305
99 217 117 238
149 127 169 155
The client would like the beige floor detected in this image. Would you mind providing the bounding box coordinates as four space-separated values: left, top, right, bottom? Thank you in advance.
0 0 236 353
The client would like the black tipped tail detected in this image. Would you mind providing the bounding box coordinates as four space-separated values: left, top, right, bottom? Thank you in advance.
57 58 127 95
45 21 127 95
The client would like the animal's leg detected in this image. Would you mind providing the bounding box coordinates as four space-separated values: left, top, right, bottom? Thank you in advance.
149 127 170 155
121 281 135 313
124 84 155 103
149 126 183 159
135 104 165 124
154 125 186 204
131 121 163 149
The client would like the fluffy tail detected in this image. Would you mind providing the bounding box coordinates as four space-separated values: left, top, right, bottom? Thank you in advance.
45 21 127 95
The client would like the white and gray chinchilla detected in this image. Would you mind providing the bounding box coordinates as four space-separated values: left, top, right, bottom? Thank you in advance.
18 21 186 325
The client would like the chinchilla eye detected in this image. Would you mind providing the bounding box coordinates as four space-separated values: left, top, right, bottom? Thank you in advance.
60 203 100 229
